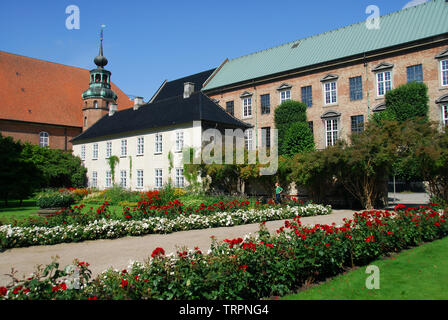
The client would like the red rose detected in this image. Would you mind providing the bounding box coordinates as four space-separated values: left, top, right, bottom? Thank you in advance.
151 247 165 258
238 265 248 271
0 287 7 296
325 244 331 249
121 279 129 288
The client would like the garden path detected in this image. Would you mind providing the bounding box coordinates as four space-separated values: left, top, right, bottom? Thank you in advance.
0 210 357 286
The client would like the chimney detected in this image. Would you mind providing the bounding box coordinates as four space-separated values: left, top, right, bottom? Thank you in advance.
133 97 144 110
109 103 118 116
183 82 195 99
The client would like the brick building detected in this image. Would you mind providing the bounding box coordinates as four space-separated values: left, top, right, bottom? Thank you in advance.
0 42 132 150
203 0 448 150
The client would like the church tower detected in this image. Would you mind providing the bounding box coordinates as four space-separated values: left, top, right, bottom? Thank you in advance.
82 29 117 131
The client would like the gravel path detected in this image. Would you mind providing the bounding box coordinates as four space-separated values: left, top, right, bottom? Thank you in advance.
0 210 356 286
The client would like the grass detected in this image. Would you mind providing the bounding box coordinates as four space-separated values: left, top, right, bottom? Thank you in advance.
283 236 448 300
0 199 39 224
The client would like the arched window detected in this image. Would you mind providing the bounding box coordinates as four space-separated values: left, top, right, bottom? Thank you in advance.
94 101 98 109
95 74 100 82
84 116 87 127
39 132 49 147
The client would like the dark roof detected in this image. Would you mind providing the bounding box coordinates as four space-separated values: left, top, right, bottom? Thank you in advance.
71 91 250 143
151 69 215 103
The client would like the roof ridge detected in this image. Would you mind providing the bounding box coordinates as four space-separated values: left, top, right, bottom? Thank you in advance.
166 68 217 84
228 0 437 63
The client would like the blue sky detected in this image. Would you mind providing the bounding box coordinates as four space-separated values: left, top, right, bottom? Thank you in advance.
0 0 429 102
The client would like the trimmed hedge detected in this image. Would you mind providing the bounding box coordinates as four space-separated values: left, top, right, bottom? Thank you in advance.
36 192 75 209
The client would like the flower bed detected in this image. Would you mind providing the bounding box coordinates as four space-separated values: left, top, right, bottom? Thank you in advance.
0 204 446 300
0 204 332 249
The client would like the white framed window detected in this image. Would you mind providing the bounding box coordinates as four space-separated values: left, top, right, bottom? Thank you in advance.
120 170 127 188
91 171 97 188
244 129 254 151
175 131 184 152
280 90 291 103
106 171 112 188
106 142 112 158
121 139 127 157
377 71 392 97
81 145 86 161
443 105 448 126
325 118 339 147
137 137 144 156
39 132 49 147
137 170 144 189
155 134 163 154
324 81 337 105
176 168 184 188
92 143 98 160
442 59 448 87
243 97 252 118
155 169 163 189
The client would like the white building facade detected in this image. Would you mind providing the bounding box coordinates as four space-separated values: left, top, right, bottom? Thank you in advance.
73 122 202 190
71 69 250 191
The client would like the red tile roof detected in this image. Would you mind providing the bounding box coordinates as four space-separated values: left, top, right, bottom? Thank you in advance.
0 51 133 127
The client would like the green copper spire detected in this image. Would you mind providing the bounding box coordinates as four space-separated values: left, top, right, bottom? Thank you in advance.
82 26 117 101
94 25 108 68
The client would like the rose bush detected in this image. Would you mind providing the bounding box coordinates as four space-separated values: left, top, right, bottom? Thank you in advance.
1 204 446 300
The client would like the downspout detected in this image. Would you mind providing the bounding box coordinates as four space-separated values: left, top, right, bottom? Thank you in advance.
253 81 258 149
364 53 371 119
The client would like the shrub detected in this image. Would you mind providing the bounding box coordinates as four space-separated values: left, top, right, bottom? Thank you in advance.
385 81 429 123
274 100 307 155
36 191 75 209
282 122 314 157
21 143 87 188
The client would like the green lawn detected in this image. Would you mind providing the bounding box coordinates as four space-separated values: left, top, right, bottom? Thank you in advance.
283 236 448 300
0 199 39 224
